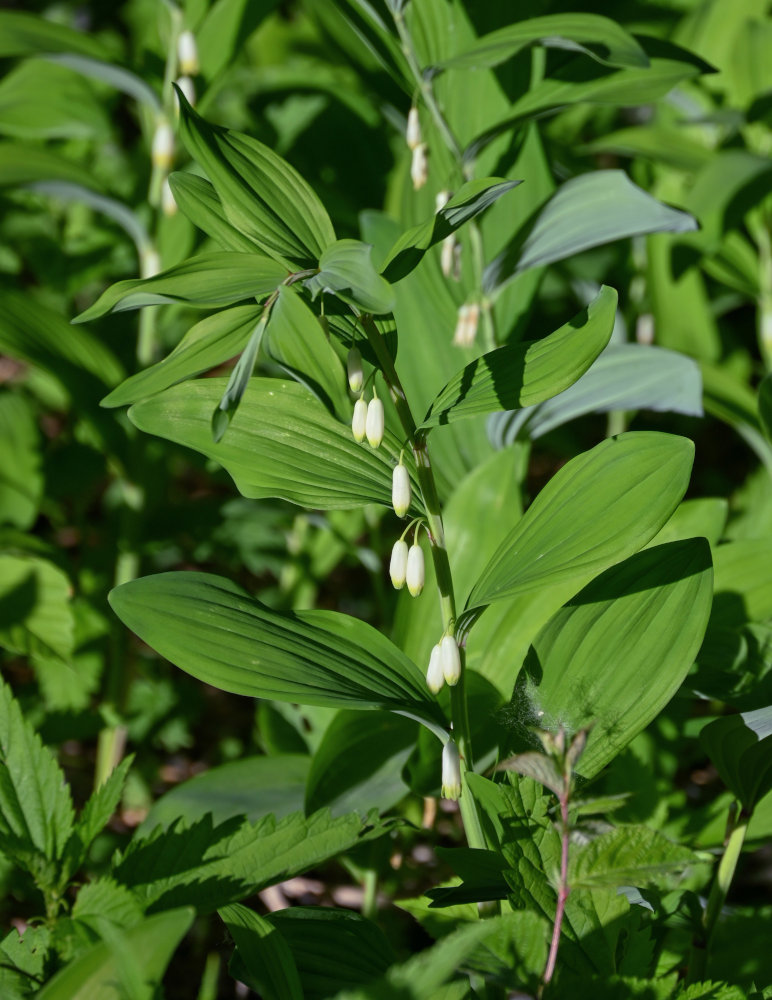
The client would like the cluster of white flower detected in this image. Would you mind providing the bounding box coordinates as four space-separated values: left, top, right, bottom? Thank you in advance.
406 107 428 190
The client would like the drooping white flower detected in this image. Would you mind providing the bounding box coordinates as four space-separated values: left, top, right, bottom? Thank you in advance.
426 644 444 694
411 143 428 191
389 539 408 590
441 739 462 801
151 119 175 169
365 396 384 448
392 463 411 518
177 30 200 75
347 347 363 393
406 544 425 597
440 634 461 686
406 106 422 150
161 177 177 217
174 75 196 110
441 235 457 278
452 303 479 347
140 247 161 280
351 398 367 442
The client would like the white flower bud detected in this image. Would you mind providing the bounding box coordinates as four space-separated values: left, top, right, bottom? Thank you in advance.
426 644 444 694
453 303 479 347
347 347 363 393
441 739 462 801
435 189 451 213
440 634 461 686
152 119 175 169
161 177 177 217
365 396 384 448
406 544 424 597
392 464 411 518
351 398 367 442
389 539 408 590
177 30 199 75
411 143 428 191
406 106 422 150
174 75 196 111
441 235 456 278
140 247 161 279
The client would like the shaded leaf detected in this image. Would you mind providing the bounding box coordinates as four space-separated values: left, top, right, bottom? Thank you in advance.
220 903 303 1000
168 172 257 251
305 239 394 313
569 826 704 889
0 10 109 59
701 706 772 811
211 313 267 442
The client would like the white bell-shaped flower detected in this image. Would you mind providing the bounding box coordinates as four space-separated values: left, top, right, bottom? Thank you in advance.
406 544 425 597
426 644 444 694
389 539 408 590
441 740 462 801
351 398 367 442
440 634 461 686
406 107 422 150
152 119 174 169
177 30 199 75
347 347 363 393
392 464 411 518
365 396 384 448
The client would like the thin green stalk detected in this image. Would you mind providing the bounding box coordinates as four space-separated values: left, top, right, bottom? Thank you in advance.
362 868 379 922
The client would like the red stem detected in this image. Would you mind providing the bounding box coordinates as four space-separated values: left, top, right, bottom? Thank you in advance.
543 794 570 985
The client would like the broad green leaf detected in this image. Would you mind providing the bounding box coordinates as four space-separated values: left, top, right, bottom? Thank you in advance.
74 252 287 323
220 903 303 1000
525 539 712 778
425 848 511 907
421 285 616 429
710 539 772 629
114 807 394 912
0 554 74 666
168 172 257 251
0 10 110 59
0 392 43 529
305 710 414 816
759 373 772 443
211 313 267 442
109 571 440 721
0 60 109 140
177 92 335 267
485 171 697 293
579 126 713 172
701 705 772 811
128 378 422 512
702 363 772 474
684 150 772 249
305 239 394 313
36 908 193 1000
268 907 394 998
0 676 74 868
101 305 263 408
196 0 280 82
569 826 705 891
41 53 161 112
144 755 309 829
489 343 703 445
0 142 103 190
648 498 728 548
468 432 694 610
381 178 520 283
440 13 648 71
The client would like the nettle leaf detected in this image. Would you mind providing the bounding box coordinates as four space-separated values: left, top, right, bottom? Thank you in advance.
176 90 335 267
381 178 520 282
0 676 74 870
497 752 564 798
70 756 133 861
439 13 648 71
109 572 440 723
0 554 74 666
701 706 772 811
467 432 694 611
73 252 287 323
168 172 258 252
36 908 193 1000
220 904 303 1000
524 540 713 778
489 343 703 445
113 807 394 913
569 826 703 890
485 171 697 294
420 285 616 429
305 239 394 314
101 305 263 409
128 378 422 513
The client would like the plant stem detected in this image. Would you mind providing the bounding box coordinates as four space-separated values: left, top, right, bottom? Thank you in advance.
543 794 570 986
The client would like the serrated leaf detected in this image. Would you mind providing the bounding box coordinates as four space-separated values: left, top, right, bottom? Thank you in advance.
569 826 703 890
0 924 51 1000
381 178 520 282
305 239 394 313
109 572 440 723
701 706 772 811
72 878 143 931
73 756 133 856
220 903 303 1000
497 752 564 798
0 554 74 666
421 285 616 429
128 377 422 512
73 252 287 323
485 171 697 294
467 432 694 610
177 91 335 267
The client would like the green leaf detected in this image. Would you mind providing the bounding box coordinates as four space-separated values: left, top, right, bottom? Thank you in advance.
0 142 104 190
710 539 772 629
144 755 310 829
579 126 713 172
0 554 74 666
485 171 697 293
0 10 110 59
41 53 161 112
101 304 263 408
219 903 303 1000
268 907 394 998
0 59 109 140
440 13 649 71
489 343 703 445
36 908 193 1000
0 924 50 1000
176 91 335 267
305 239 394 313
497 752 564 798
73 252 287 323
71 879 143 932
759 373 772 444
72 756 133 858
0 392 43 529
168 172 257 251
114 808 394 912
701 706 772 811
569 825 704 890
211 313 267 442
381 178 520 282
420 285 616 429
196 0 280 82
467 432 694 610
109 571 440 722
525 539 712 778
0 675 74 868
128 378 422 512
